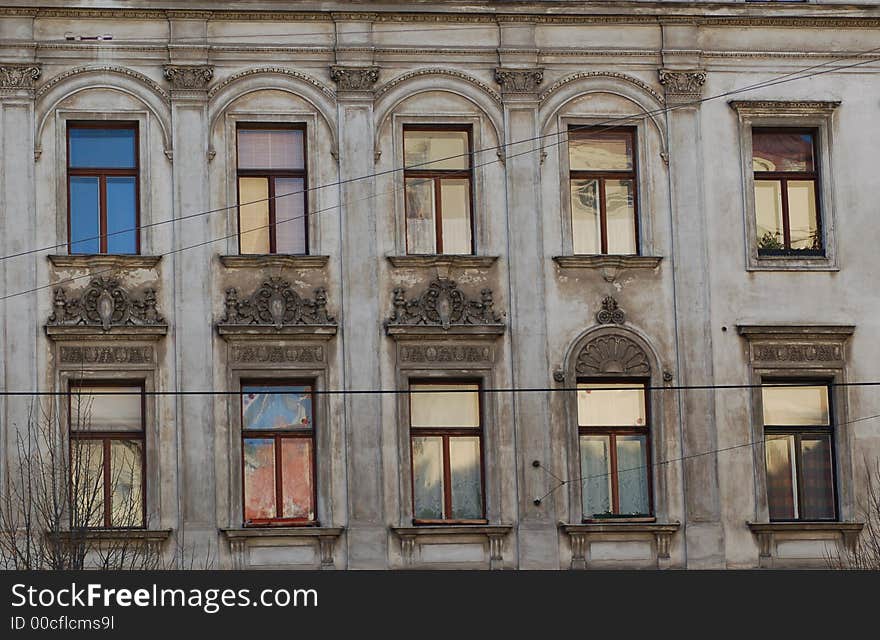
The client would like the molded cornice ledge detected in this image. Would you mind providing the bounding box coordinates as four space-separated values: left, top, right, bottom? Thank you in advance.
220 254 329 270
736 324 855 340
552 255 662 282
49 254 162 270
386 255 498 269
729 100 841 117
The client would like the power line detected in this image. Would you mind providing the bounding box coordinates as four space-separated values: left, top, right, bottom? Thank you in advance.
2 41 879 265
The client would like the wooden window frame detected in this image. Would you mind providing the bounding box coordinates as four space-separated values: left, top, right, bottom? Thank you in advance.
68 381 146 530
761 380 838 522
568 126 640 256
240 380 318 527
403 124 475 255
236 123 309 256
66 121 141 255
408 379 487 525
576 378 653 520
752 127 823 256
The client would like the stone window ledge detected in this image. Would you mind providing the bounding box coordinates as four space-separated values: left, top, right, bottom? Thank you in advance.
45 325 168 341
47 528 172 555
220 255 329 269
736 324 855 339
552 255 662 283
221 527 344 570
385 325 505 339
747 521 863 568
560 522 680 570
747 256 839 273
217 325 338 338
391 525 513 570
387 255 498 269
49 255 162 270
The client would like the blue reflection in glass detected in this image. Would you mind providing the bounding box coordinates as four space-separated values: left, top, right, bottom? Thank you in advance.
69 176 100 254
69 128 136 168
242 386 312 430
106 177 137 254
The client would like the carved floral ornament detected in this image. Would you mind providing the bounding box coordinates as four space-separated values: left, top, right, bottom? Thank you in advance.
163 65 214 91
657 69 706 104
386 277 504 332
494 68 544 94
329 65 380 91
47 277 165 331
596 296 626 325
220 277 335 330
0 64 41 90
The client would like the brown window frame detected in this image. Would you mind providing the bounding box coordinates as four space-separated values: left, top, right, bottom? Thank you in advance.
568 126 640 255
762 380 838 522
66 121 141 255
403 124 475 255
68 381 146 530
240 380 318 527
752 127 823 256
576 378 653 520
236 123 309 256
408 379 487 525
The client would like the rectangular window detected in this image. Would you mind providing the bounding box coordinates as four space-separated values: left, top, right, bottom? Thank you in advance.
241 382 316 525
403 126 474 255
577 381 651 519
568 127 638 255
409 382 484 522
237 125 308 255
67 123 139 254
69 383 145 528
762 383 836 521
752 129 822 255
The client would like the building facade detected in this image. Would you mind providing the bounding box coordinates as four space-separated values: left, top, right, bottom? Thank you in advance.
1 1 879 569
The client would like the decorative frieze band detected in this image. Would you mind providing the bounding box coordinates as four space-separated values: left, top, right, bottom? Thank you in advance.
658 69 706 105
163 64 214 91
0 64 41 90
752 343 844 364
494 67 544 94
329 65 379 91
59 345 154 365
230 344 325 364
399 344 493 365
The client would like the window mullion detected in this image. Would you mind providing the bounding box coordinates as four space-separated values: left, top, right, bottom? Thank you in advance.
780 177 791 249
103 439 111 527
434 176 443 254
442 434 453 520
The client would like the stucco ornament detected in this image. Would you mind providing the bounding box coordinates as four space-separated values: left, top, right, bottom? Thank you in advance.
657 69 706 104
329 65 379 91
596 296 626 325
48 277 164 330
576 335 650 376
494 68 544 93
387 277 503 329
0 64 41 89
220 277 335 330
163 65 214 90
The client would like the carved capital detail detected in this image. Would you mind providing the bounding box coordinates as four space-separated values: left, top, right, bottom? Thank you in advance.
163 64 214 90
576 335 650 376
386 277 504 330
0 64 41 90
596 296 626 325
494 67 544 94
658 69 706 104
329 65 379 91
220 277 335 330
47 277 165 331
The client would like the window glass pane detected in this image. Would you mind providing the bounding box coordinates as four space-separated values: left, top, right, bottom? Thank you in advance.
404 130 469 170
577 383 646 427
412 436 444 519
239 177 270 254
273 177 306 254
616 435 650 515
762 385 829 426
405 178 436 254
280 438 314 520
571 179 600 254
754 180 784 250
580 435 611 517
243 438 276 521
72 440 104 527
449 436 483 519
799 434 835 520
71 386 142 432
605 179 637 255
110 440 143 527
752 131 814 172
242 385 312 431
238 129 304 170
569 132 633 171
106 177 137 254
766 434 797 520
787 180 819 251
69 127 136 168
410 384 480 428
69 176 100 254
439 178 472 254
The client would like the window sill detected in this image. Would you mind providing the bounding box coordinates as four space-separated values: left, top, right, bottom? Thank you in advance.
747 254 838 272
391 524 512 569
560 521 680 569
47 528 172 545
220 255 329 269
220 526 345 570
221 526 344 540
49 254 162 269
747 521 864 568
552 255 662 283
387 255 498 269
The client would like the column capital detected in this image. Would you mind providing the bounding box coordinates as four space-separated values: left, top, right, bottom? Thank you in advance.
329 65 379 92
163 64 213 99
0 63 41 97
494 67 544 95
658 68 706 106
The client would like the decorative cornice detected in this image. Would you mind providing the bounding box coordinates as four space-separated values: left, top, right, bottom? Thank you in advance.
375 67 502 105
385 277 505 335
47 277 165 333
329 65 379 91
35 65 169 102
576 334 650 376
494 67 544 94
736 324 855 339
728 100 842 116
0 63 41 90
539 71 664 106
386 255 498 269
219 277 336 333
48 254 162 270
552 255 662 283
207 67 335 100
595 296 626 325
219 255 329 270
657 68 706 105
163 64 214 91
